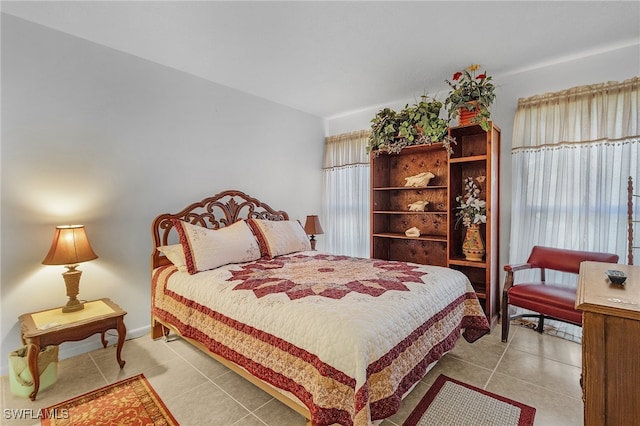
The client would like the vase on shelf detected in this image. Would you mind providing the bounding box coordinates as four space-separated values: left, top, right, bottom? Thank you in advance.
458 101 479 126
462 223 485 261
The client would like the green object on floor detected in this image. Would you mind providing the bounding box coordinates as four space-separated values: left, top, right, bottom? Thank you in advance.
8 345 58 398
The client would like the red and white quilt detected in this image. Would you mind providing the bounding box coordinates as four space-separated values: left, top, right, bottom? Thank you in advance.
152 252 489 426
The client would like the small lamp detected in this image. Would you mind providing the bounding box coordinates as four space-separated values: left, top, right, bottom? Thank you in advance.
42 225 98 313
303 215 324 251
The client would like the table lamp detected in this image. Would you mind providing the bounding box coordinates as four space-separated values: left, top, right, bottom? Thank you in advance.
303 215 324 251
42 225 98 313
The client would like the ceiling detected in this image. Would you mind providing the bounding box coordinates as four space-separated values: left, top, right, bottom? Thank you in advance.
2 1 639 118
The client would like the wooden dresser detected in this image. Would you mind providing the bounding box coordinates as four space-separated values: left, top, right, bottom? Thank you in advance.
576 261 640 426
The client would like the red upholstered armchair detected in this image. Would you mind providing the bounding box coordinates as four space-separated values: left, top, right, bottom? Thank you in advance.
501 246 619 342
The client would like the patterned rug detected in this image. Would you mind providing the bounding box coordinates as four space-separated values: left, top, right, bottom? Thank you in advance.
41 374 178 426
403 375 536 426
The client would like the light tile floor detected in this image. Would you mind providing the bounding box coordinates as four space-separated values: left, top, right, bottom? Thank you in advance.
1 323 583 426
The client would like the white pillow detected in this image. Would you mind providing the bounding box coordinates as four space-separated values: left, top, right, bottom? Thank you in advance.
247 219 311 259
157 244 187 272
172 219 261 274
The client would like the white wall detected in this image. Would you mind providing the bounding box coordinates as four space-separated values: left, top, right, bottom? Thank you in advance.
1 14 325 373
326 43 640 286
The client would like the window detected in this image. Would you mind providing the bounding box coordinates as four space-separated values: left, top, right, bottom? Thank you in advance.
321 131 370 257
510 78 639 276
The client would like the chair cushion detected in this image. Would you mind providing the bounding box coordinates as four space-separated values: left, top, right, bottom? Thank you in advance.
508 283 582 325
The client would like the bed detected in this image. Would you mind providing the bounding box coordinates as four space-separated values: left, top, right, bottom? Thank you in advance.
151 190 490 426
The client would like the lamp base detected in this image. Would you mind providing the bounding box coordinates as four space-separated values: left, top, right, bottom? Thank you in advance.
62 298 84 313
61 265 85 313
309 235 317 251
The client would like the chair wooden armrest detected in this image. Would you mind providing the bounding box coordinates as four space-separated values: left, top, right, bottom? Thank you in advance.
503 263 533 293
503 262 533 273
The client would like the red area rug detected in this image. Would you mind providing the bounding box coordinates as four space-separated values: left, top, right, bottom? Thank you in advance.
403 374 536 426
41 374 178 426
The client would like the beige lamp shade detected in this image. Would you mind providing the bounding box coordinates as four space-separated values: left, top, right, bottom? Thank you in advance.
303 215 323 251
42 225 97 313
303 215 324 236
42 225 98 266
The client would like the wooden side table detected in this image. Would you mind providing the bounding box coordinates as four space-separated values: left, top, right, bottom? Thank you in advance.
18 298 127 400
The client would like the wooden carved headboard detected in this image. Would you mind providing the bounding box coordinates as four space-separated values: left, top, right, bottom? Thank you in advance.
151 189 289 269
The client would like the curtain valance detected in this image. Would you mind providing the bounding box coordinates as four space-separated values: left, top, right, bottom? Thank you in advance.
513 77 639 150
323 130 370 169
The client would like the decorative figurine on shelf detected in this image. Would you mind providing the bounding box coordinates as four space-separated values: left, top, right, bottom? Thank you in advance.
404 171 435 187
405 227 421 237
408 200 429 212
455 176 487 261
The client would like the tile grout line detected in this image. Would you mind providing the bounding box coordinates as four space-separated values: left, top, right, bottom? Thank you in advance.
483 323 516 390
230 412 269 426
87 352 109 386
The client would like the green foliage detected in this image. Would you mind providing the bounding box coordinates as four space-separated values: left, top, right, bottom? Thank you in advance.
367 95 453 156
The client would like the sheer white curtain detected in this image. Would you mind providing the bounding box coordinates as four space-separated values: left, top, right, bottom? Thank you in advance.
511 77 640 286
322 130 370 257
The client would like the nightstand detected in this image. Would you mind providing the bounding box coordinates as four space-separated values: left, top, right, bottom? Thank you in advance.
18 298 127 400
